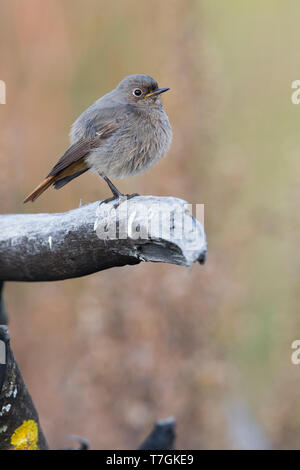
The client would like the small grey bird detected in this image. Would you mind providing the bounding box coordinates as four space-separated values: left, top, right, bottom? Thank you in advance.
24 74 172 203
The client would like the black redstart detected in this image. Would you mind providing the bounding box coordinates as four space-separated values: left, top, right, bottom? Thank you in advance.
24 74 172 204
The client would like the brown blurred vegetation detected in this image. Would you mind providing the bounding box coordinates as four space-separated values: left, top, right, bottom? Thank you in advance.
0 0 299 449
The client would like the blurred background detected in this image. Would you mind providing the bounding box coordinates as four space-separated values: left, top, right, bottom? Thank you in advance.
0 0 298 449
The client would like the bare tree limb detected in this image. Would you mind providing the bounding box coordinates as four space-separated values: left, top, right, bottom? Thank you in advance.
0 196 206 282
139 416 176 450
0 196 205 449
0 326 48 450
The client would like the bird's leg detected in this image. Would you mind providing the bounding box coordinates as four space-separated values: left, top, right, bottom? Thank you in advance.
100 173 123 199
98 172 139 208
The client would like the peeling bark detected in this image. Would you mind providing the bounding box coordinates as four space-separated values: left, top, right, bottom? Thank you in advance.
0 326 48 450
0 196 206 282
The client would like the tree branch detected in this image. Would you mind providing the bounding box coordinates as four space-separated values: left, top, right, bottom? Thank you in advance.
139 416 176 450
0 326 48 450
0 196 206 282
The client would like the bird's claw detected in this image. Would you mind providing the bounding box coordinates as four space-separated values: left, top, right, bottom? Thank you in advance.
98 193 140 210
113 193 140 209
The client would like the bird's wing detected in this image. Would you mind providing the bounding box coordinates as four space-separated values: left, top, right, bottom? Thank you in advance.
47 119 123 178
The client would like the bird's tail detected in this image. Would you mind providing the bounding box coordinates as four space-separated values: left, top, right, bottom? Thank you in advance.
23 176 55 203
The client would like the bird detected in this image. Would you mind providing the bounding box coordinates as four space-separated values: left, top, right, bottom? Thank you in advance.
24 74 172 204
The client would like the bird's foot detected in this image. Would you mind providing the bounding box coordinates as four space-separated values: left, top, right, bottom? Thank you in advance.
114 192 140 207
98 193 140 210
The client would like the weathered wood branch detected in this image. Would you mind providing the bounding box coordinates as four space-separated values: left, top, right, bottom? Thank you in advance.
0 196 206 282
139 416 176 450
0 326 48 450
0 196 204 449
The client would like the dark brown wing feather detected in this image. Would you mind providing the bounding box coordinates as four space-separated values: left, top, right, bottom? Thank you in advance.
53 168 88 189
48 121 122 177
47 138 93 177
24 120 122 203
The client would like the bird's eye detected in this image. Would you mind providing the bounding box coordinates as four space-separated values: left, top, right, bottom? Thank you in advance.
133 88 142 97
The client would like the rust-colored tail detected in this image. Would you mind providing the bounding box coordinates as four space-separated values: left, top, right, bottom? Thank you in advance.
24 155 89 203
23 176 55 203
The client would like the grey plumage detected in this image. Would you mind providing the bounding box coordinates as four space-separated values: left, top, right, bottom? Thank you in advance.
71 74 172 178
24 74 172 203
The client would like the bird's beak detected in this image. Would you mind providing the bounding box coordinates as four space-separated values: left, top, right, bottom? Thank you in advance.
144 87 170 98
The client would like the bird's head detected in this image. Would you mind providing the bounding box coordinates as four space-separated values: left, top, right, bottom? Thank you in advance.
115 74 170 107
